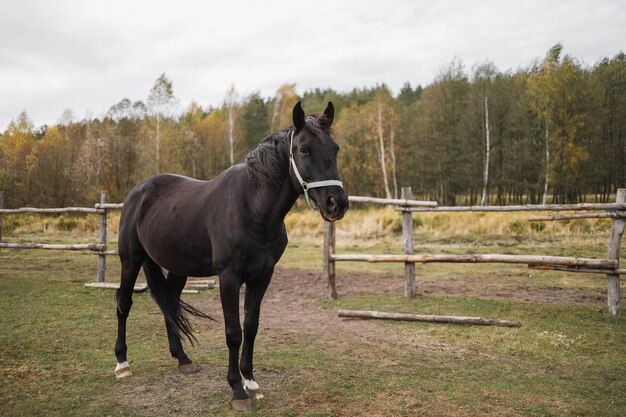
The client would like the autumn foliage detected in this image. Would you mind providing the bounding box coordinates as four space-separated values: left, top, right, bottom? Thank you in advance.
1 46 624 208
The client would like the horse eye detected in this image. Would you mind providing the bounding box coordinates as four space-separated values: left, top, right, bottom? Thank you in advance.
300 147 309 155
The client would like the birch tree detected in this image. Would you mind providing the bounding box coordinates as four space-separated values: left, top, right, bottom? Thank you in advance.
471 62 497 205
362 88 399 199
375 95 392 199
148 73 176 173
481 95 491 205
224 85 240 166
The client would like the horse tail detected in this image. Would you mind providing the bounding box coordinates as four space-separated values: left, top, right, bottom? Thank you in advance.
142 257 215 345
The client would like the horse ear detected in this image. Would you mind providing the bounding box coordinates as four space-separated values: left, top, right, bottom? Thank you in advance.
293 101 305 130
323 101 334 126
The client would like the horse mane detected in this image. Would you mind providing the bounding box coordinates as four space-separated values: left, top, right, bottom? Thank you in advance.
245 113 332 188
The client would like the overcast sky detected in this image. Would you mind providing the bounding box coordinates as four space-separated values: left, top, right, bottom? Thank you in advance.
1 0 624 130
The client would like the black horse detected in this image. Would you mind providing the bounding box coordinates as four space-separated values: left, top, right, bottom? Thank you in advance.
114 102 348 411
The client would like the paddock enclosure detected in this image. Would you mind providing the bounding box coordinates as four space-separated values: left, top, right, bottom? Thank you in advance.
1 188 624 315
1 189 625 416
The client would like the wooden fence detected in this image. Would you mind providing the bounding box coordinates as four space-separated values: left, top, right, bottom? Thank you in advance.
0 193 210 293
0 191 114 282
1 188 624 314
323 187 626 316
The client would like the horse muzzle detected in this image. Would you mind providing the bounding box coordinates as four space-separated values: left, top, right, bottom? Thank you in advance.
316 188 349 222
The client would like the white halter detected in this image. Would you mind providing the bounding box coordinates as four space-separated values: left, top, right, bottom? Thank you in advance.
289 130 344 211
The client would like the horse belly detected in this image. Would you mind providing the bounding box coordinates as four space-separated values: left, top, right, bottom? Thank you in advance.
145 242 216 277
138 220 216 277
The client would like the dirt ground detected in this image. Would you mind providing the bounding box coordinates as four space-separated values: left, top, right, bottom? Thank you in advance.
108 267 606 416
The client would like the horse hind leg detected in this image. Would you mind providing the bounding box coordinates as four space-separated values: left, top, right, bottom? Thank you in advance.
165 272 200 374
114 254 143 378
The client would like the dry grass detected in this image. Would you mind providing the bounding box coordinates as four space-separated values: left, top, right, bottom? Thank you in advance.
3 206 611 243
286 206 612 244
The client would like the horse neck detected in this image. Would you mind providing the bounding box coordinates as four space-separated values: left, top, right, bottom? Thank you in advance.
250 176 300 235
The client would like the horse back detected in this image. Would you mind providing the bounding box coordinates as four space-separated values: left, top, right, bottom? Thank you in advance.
119 174 219 276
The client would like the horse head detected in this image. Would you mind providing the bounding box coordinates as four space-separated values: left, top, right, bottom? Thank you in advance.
289 101 349 222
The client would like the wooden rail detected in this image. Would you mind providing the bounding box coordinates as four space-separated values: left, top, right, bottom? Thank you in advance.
330 253 618 269
323 187 626 316
405 203 626 212
94 203 124 210
529 212 626 221
349 195 438 208
0 207 103 214
0 242 105 251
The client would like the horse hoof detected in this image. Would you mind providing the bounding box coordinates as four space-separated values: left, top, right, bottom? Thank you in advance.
114 362 132 379
178 363 200 374
244 379 264 399
245 388 264 400
230 398 253 412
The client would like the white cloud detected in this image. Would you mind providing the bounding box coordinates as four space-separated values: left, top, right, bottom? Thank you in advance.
0 0 624 129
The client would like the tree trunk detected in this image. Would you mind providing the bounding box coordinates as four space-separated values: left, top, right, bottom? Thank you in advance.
481 96 490 206
390 124 399 199
228 107 235 166
377 102 392 199
155 114 161 173
191 134 197 178
542 117 550 205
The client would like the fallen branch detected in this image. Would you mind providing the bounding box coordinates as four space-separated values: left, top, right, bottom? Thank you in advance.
338 309 521 328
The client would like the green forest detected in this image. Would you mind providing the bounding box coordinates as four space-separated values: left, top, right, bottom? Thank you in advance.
1 44 624 208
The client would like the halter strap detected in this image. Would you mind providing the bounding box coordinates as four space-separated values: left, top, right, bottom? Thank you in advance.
289 130 343 211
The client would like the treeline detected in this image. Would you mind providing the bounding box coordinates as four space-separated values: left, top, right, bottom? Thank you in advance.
1 44 624 208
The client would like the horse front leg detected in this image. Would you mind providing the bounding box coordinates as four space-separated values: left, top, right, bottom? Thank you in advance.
240 272 272 400
219 270 251 411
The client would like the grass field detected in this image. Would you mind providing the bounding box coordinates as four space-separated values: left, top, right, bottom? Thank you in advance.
0 209 624 416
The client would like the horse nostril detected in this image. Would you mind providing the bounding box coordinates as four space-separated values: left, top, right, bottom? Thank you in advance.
327 196 338 213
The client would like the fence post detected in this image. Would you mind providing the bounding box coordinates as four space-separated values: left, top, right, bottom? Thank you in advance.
607 188 625 316
323 221 337 299
97 191 107 283
402 187 416 298
0 191 4 247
